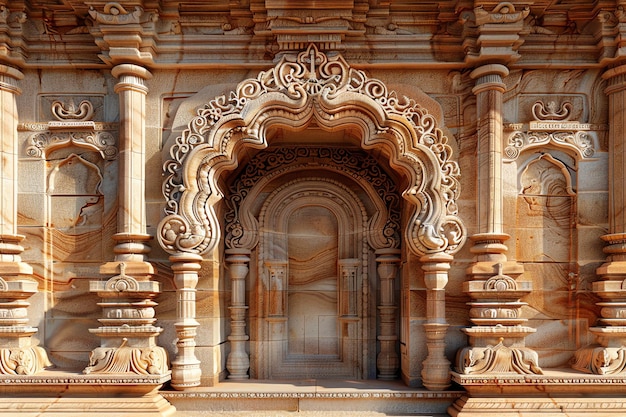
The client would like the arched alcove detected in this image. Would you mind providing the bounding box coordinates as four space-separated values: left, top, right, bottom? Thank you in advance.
158 44 466 387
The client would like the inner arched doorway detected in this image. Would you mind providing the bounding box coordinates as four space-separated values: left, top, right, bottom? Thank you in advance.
223 143 402 379
157 44 466 389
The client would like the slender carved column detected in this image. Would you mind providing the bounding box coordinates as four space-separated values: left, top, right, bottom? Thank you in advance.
339 259 360 318
455 64 542 376
170 253 202 388
226 248 250 379
0 65 50 375
420 252 453 389
573 65 626 374
85 64 169 376
376 249 400 380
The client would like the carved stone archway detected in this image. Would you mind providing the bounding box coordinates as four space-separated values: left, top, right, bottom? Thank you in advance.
157 44 466 389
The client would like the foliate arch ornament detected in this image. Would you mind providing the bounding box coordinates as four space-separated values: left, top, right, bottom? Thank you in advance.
158 44 466 257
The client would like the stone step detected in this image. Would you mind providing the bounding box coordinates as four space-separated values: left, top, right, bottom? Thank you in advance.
161 380 461 417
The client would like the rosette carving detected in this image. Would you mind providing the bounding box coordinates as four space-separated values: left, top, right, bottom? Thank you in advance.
159 44 465 256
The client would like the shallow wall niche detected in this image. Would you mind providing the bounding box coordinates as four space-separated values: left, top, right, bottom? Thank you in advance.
515 152 582 366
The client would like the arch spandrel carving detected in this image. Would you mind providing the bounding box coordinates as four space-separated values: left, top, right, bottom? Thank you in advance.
158 44 466 257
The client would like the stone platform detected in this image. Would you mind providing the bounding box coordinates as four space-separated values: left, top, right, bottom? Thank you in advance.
0 370 175 417
449 368 626 416
161 379 463 416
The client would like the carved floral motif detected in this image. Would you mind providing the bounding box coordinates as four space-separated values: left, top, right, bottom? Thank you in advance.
224 146 401 251
159 44 465 257
26 131 118 160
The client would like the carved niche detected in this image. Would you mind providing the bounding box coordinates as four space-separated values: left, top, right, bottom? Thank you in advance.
158 44 466 259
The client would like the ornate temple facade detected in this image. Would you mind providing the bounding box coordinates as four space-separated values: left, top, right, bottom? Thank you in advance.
1 0 625 415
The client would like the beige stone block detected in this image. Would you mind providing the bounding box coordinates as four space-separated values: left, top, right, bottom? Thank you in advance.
408 290 427 319
19 225 45 263
18 193 46 226
45 317 99 353
195 316 228 346
577 191 608 226
49 284 100 318
48 227 104 262
516 227 571 262
578 153 608 192
17 158 46 193
577 226 608 262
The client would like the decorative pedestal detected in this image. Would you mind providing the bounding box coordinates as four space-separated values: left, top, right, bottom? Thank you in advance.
0 371 174 416
456 234 542 375
0 235 51 375
84 261 168 375
573 233 626 374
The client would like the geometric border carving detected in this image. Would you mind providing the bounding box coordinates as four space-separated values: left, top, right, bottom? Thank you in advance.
158 44 466 257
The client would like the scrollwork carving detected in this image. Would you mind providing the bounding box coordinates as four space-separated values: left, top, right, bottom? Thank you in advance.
504 130 595 160
159 44 465 256
456 339 543 375
532 100 572 121
89 3 144 25
51 99 95 121
83 338 168 375
26 131 118 160
573 346 626 375
474 3 530 26
484 263 518 291
0 346 52 375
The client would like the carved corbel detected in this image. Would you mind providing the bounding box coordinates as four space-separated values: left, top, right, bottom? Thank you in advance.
465 2 530 65
87 2 158 65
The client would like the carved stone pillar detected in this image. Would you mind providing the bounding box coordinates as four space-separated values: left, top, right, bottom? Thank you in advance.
226 248 251 379
420 252 453 389
0 65 50 375
455 64 542 376
573 64 626 374
170 253 202 388
339 259 360 318
85 64 169 376
376 249 400 380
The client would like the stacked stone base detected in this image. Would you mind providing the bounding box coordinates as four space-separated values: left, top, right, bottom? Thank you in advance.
450 369 626 416
0 371 174 417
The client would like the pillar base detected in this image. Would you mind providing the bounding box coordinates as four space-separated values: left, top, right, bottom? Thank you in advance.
83 341 169 375
456 340 542 375
450 369 626 416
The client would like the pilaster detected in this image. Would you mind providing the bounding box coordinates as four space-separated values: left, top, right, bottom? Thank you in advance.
85 64 169 378
225 248 251 380
456 2 541 378
0 65 50 375
573 64 626 374
170 253 202 389
420 252 453 390
376 249 400 380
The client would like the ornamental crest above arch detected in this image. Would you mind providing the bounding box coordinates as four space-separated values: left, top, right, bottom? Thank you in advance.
157 44 466 257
